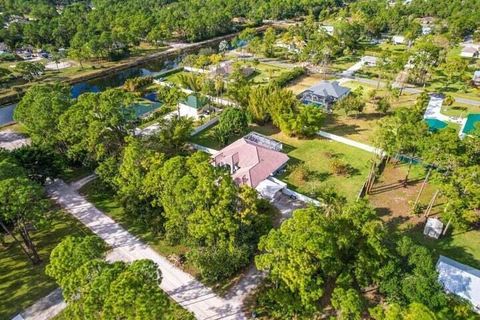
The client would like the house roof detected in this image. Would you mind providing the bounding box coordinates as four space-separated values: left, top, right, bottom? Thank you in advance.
212 137 289 188
181 95 207 109
210 61 255 78
304 80 350 99
436 255 480 313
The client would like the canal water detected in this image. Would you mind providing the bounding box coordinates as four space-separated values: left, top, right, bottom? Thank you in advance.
0 56 180 126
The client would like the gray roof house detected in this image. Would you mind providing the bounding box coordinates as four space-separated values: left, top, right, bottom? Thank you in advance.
298 80 350 110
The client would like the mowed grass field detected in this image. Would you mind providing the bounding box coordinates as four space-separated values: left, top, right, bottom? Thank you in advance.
0 211 91 319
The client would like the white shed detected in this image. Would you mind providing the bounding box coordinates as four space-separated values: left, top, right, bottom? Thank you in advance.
423 217 443 239
392 35 406 45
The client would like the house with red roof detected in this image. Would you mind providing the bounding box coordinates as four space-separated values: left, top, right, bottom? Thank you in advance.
211 132 289 188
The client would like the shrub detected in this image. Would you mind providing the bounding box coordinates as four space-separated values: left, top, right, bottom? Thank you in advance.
123 76 153 92
330 159 350 176
271 67 306 87
291 163 311 182
375 97 391 114
188 244 250 283
0 53 17 62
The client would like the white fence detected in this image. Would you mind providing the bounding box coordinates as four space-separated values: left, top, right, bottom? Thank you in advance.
183 66 209 74
191 117 219 136
317 130 385 156
191 143 218 155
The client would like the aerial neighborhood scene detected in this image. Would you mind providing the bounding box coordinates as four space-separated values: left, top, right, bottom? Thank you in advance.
1 0 480 319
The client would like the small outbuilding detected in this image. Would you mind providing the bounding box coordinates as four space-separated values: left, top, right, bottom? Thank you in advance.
436 255 480 313
423 217 444 239
392 35 406 45
177 94 212 120
472 70 480 86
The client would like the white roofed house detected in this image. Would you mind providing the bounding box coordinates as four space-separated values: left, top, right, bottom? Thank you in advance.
298 80 350 111
436 256 480 313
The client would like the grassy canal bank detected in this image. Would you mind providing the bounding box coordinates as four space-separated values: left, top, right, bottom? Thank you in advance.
0 26 269 107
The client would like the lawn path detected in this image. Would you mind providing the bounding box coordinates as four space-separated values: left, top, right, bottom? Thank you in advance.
45 179 247 320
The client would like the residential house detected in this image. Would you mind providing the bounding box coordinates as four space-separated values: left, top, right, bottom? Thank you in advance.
460 45 480 58
320 25 334 36
209 60 255 78
436 256 480 313
212 132 289 188
392 35 406 45
473 70 480 86
298 80 350 110
177 94 212 120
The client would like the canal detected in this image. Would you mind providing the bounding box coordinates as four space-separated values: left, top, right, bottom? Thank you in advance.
0 56 179 126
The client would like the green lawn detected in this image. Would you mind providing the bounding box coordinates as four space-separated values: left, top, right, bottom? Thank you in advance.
242 62 290 86
191 124 373 201
0 211 91 319
79 180 198 276
330 55 361 73
273 134 373 202
441 102 480 118
409 228 480 270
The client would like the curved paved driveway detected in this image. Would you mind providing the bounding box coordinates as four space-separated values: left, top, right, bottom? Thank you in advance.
46 179 246 320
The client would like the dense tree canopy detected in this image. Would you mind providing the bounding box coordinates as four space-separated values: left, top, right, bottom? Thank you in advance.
46 236 193 319
255 201 388 317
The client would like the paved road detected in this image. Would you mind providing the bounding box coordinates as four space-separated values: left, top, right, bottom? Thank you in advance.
16 289 65 320
0 129 30 150
46 179 246 320
70 174 97 191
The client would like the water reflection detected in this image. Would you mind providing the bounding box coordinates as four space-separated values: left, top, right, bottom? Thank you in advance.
1 57 176 126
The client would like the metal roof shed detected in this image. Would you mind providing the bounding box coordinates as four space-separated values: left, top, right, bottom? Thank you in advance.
436 255 480 313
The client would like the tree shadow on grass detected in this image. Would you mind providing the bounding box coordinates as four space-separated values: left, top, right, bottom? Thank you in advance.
323 122 366 136
406 224 480 269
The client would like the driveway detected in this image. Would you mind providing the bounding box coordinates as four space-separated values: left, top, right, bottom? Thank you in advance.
46 179 246 320
272 191 306 224
0 129 30 150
